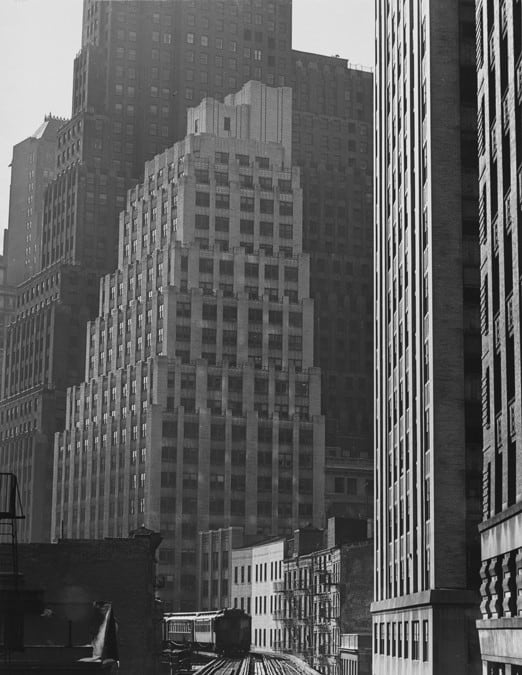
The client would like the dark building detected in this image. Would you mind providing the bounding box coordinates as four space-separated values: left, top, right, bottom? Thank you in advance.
0 253 15 385
291 52 374 464
5 116 63 286
2 0 373 555
476 1 522 673
373 0 482 673
0 532 160 674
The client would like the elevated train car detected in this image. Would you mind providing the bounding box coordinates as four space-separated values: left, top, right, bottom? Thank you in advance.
163 608 251 655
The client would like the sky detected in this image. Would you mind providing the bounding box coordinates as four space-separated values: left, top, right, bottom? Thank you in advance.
0 0 374 255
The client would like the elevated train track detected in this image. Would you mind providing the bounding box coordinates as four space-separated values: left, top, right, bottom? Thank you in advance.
196 651 320 675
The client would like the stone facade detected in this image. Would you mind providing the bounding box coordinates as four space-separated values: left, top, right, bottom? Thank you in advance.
52 83 325 611
476 1 522 673
373 1 482 672
276 520 372 675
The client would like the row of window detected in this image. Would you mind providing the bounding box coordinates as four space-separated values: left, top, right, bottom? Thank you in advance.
195 191 293 216
375 619 428 662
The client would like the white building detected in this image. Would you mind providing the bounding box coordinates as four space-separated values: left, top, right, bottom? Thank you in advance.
231 536 287 651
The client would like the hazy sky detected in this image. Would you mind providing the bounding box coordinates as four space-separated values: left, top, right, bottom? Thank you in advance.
0 0 374 255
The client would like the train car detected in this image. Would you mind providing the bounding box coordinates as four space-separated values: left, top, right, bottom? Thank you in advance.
163 609 251 655
163 613 195 646
214 608 251 655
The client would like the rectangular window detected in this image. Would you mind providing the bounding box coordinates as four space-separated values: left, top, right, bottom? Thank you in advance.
215 194 230 209
260 221 273 237
195 214 209 229
412 621 419 660
422 620 429 661
196 191 210 207
240 219 254 234
240 196 254 212
265 264 278 280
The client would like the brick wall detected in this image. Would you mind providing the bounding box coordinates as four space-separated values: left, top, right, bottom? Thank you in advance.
4 537 160 675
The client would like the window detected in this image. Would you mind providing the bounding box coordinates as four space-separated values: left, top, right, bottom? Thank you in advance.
260 221 273 237
240 219 254 234
260 199 273 214
196 192 210 207
280 224 293 239
215 216 229 232
199 258 214 274
234 192 253 212
187 33 194 44
422 621 429 661
412 621 419 660
215 151 229 164
215 194 229 209
265 264 278 280
195 214 209 229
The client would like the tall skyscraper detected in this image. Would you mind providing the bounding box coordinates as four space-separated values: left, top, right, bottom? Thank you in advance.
5 116 63 286
52 82 325 611
0 0 294 543
373 1 482 673
476 2 522 673
1 0 374 549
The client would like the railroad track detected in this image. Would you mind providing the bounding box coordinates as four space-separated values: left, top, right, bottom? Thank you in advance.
196 652 320 675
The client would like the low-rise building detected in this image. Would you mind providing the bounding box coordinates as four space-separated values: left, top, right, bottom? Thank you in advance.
231 543 253 616
339 633 371 675
230 536 288 651
276 518 372 675
0 524 161 674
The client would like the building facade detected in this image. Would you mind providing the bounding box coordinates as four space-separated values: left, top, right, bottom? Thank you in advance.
230 543 253 616
0 0 296 543
229 537 287 651
0 255 15 385
373 1 482 673
476 1 522 673
5 116 63 286
2 0 374 548
291 53 374 462
52 82 325 611
250 537 286 651
277 520 372 675
325 445 373 521
198 526 245 610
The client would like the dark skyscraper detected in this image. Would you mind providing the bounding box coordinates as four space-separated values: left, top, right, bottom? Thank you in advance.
5 116 63 286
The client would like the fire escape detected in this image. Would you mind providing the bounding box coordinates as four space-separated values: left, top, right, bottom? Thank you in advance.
275 554 341 674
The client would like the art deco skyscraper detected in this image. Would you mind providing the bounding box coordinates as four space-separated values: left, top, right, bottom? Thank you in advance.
0 0 293 543
373 1 482 673
52 82 325 611
2 0 374 547
476 2 522 673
